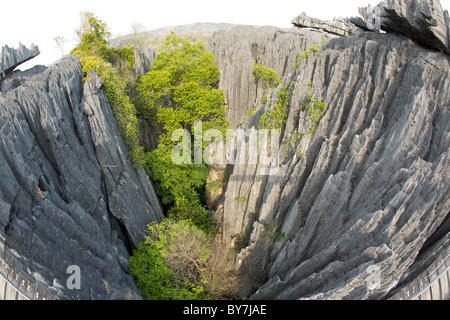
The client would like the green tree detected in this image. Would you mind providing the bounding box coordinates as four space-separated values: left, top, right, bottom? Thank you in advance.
137 32 228 225
129 219 210 300
258 82 295 130
73 11 111 55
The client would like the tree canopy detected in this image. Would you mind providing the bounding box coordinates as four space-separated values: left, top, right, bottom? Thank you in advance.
129 219 238 300
138 32 228 227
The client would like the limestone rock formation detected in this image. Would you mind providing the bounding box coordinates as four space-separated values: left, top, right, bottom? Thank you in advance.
208 1 449 300
134 46 156 76
208 26 334 129
0 55 163 299
291 13 358 37
358 0 450 54
1 65 47 93
1 43 40 78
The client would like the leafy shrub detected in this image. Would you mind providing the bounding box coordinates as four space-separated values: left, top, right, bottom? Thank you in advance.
283 85 326 159
292 42 326 69
246 107 257 116
167 197 215 235
263 222 286 243
252 62 281 88
97 44 135 72
129 219 239 300
234 197 247 204
137 32 228 226
258 82 295 130
128 241 177 300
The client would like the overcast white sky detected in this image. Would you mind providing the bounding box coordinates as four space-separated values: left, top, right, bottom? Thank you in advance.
1 0 450 69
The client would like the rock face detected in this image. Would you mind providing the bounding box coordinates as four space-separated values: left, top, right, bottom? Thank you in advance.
1 0 448 301
0 55 163 299
134 46 156 76
208 0 449 299
291 13 358 37
1 65 47 93
1 44 40 77
358 0 450 54
208 26 335 129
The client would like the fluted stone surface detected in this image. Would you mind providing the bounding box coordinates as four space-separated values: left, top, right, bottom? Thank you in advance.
291 13 358 37
209 6 449 299
208 26 334 129
1 44 40 77
0 56 163 299
134 46 156 76
359 0 450 54
1 0 448 301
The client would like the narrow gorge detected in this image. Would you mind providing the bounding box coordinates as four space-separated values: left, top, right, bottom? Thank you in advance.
1 0 449 300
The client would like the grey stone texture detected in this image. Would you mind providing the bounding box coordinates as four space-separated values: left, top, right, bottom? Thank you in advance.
1 43 40 77
0 55 163 299
208 1 449 300
291 13 358 37
359 0 450 54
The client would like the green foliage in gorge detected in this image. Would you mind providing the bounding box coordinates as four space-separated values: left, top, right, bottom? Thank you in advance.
70 15 237 301
137 32 228 227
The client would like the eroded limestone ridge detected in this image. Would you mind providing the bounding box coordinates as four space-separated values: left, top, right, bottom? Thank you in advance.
358 0 450 55
208 0 449 300
0 55 163 299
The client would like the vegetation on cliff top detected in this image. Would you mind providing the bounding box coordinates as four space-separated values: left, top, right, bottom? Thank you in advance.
129 219 239 300
71 11 144 165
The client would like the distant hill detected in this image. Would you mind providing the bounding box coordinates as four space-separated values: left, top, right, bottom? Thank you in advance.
145 22 237 37
113 22 238 48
